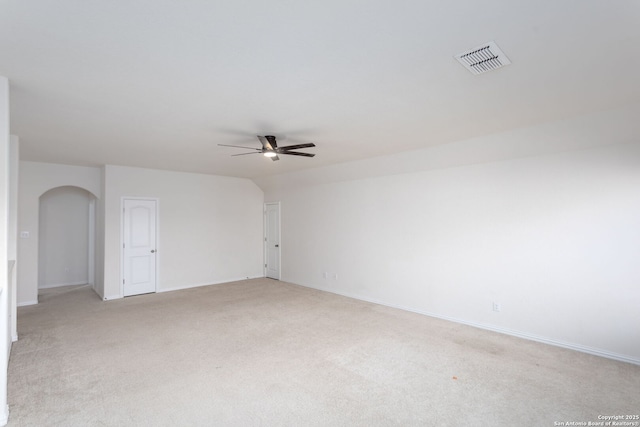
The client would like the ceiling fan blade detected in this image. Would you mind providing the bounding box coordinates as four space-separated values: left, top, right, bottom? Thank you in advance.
226 135 313 160
258 135 274 151
277 143 316 151
280 151 315 157
219 144 261 150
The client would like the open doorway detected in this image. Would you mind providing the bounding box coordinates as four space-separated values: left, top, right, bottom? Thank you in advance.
38 186 96 295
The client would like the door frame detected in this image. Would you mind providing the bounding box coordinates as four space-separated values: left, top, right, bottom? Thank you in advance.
88 197 96 289
121 197 159 297
264 201 281 280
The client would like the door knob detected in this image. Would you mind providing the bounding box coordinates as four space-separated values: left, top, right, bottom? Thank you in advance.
275 244 279 248
151 250 156 253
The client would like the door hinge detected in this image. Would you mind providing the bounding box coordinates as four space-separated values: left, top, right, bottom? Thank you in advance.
264 237 267 241
123 279 125 284
265 264 267 268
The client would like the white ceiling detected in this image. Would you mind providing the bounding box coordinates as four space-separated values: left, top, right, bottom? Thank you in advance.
1 1 639 179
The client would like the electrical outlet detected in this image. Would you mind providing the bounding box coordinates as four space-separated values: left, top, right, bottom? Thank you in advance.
332 273 338 280
492 302 501 312
322 272 328 279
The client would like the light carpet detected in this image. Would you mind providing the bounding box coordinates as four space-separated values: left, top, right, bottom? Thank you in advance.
7 279 640 426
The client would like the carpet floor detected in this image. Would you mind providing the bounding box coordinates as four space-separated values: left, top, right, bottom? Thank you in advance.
7 279 640 426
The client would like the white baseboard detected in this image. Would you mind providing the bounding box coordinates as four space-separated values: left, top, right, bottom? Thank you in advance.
0 404 9 426
102 276 265 300
443 318 640 366
158 276 264 294
17 300 37 307
298 282 640 366
39 281 87 289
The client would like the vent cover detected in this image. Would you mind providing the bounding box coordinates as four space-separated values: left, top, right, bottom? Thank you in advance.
455 41 511 75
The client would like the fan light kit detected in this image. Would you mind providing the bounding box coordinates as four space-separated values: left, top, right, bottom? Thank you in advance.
219 135 316 161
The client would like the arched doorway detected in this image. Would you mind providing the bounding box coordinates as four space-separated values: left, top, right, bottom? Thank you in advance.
38 186 97 292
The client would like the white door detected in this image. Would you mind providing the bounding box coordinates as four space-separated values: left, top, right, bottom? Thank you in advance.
265 202 280 280
123 199 157 296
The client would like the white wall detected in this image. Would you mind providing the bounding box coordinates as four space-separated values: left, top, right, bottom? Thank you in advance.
94 167 106 299
38 186 91 288
102 165 264 300
17 162 101 305
259 102 640 193
8 136 18 342
262 106 640 364
18 162 264 303
0 75 11 425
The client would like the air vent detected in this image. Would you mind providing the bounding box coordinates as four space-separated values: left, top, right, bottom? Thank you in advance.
455 41 511 75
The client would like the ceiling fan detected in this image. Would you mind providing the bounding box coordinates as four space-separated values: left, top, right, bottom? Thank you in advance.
218 135 316 161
